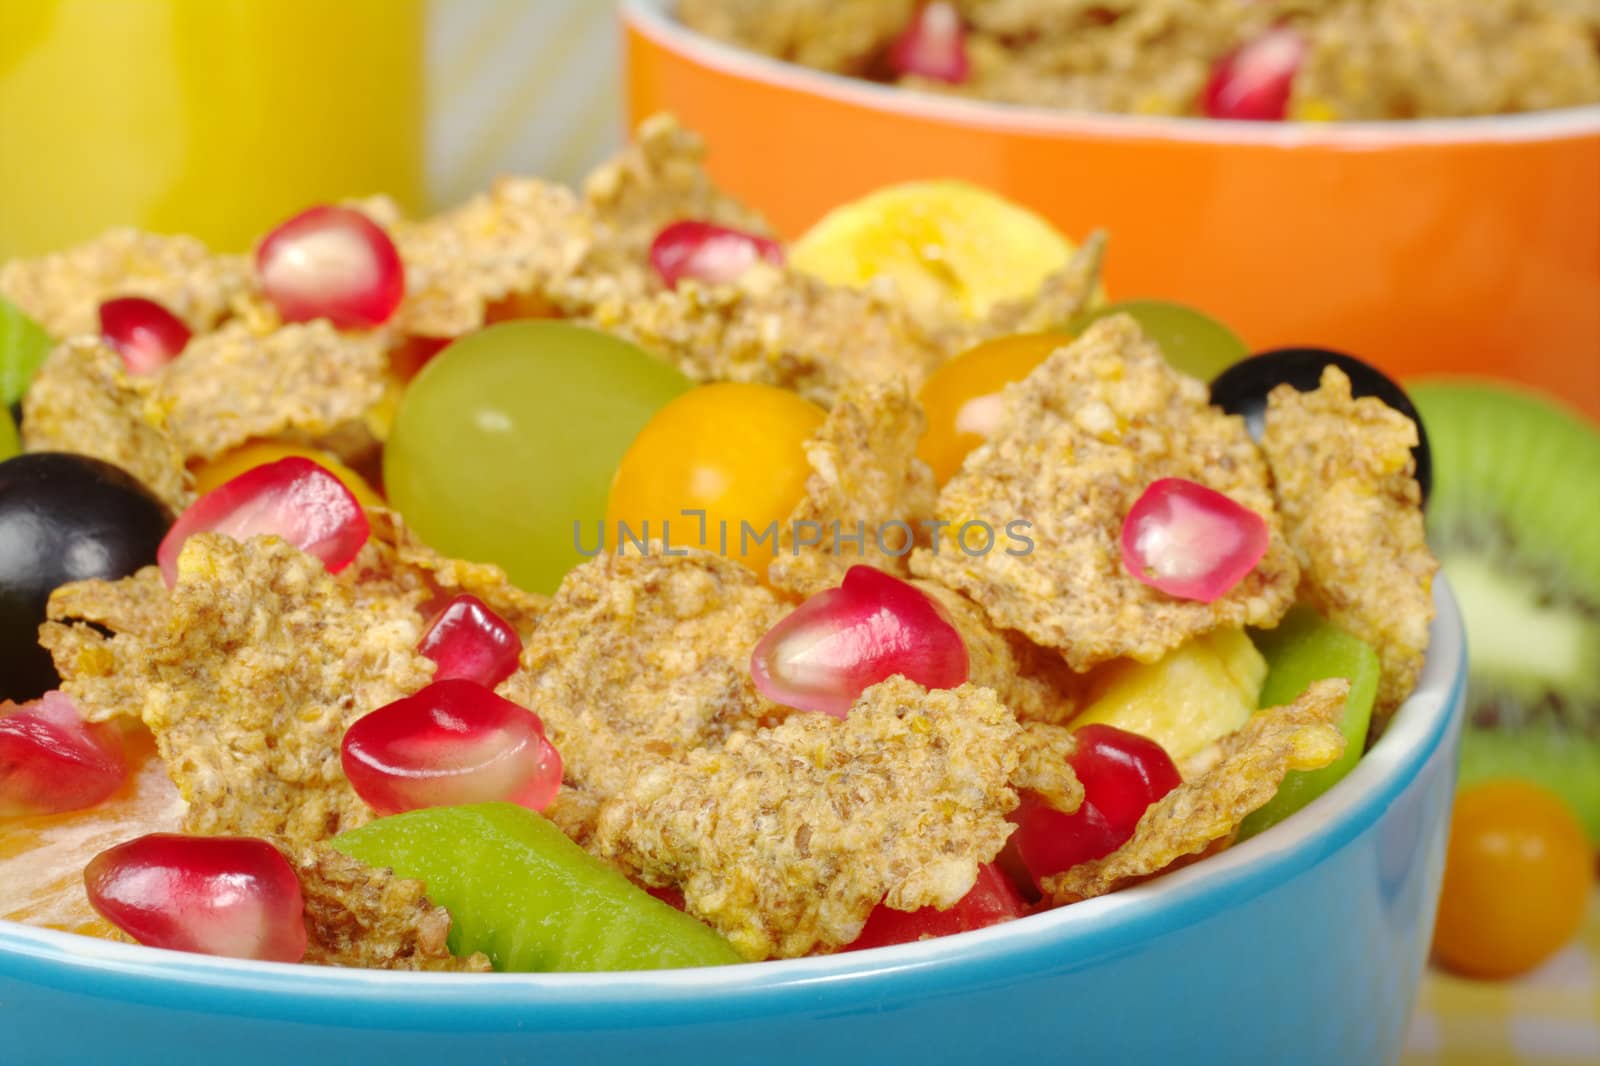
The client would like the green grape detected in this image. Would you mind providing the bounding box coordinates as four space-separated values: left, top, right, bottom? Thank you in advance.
1073 298 1248 381
0 405 17 462
1237 607 1380 840
384 321 691 594
1 295 52 408
334 803 742 972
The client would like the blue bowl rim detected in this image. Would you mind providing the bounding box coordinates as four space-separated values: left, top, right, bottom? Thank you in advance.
0 579 1465 1023
623 0 1600 147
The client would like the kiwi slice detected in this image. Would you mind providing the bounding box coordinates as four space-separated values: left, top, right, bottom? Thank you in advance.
0 406 17 462
1237 608 1380 840
333 803 743 972
0 295 51 409
1410 381 1600 842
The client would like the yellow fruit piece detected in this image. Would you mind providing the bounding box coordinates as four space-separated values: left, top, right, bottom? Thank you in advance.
192 440 383 507
917 331 1068 486
605 382 825 570
790 180 1076 321
1070 629 1267 764
1432 780 1592 979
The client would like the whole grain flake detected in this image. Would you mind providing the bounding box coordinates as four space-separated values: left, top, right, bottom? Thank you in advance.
590 264 956 409
47 566 170 641
578 113 775 299
392 177 592 338
21 339 194 511
592 676 1023 960
496 549 790 840
679 0 1600 119
1262 365 1437 723
38 566 174 726
154 319 390 464
911 314 1299 671
298 844 490 972
915 580 1084 725
0 228 250 340
675 0 915 74
124 534 429 845
361 509 549 638
768 382 938 598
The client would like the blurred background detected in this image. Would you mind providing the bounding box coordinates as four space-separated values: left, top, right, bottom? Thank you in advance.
0 0 621 259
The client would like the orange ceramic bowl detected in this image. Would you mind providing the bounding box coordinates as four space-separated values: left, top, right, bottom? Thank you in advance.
624 0 1600 422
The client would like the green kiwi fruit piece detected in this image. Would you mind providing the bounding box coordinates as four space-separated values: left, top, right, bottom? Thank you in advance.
1410 380 1600 842
333 803 743 972
0 295 51 409
0 405 16 462
1238 608 1380 840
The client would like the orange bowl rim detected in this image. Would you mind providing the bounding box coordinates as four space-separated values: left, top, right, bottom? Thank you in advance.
624 0 1600 147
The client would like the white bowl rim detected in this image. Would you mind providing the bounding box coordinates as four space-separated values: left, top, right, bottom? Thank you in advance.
0 578 1466 1005
623 0 1600 147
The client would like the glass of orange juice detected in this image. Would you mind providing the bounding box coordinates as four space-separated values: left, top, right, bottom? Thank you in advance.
0 0 423 259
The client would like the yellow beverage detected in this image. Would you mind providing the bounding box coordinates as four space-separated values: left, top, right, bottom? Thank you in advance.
0 0 423 259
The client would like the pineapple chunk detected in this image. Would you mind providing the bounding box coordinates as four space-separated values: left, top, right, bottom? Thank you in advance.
1069 629 1266 765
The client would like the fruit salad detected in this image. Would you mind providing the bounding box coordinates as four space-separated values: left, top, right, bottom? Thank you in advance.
677 0 1600 121
0 115 1438 971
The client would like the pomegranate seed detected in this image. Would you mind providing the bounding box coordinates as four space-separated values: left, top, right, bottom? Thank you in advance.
1071 725 1183 833
649 220 784 288
417 594 523 688
846 864 1024 951
1005 724 1181 892
750 565 969 718
888 2 970 84
1202 26 1307 121
157 456 369 587
98 297 191 374
1121 477 1269 602
342 678 562 816
646 885 687 911
85 833 306 962
0 691 125 817
255 205 405 329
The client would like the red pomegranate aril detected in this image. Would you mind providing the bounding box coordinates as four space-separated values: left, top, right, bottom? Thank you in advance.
418 594 523 688
1004 792 1120 890
255 205 405 329
342 678 562 816
846 864 1025 951
98 297 191 374
157 456 369 587
1005 724 1181 892
1072 724 1183 834
750 565 969 718
646 885 687 911
1121 477 1270 602
85 833 307 962
1202 26 1307 121
888 2 970 84
0 691 126 817
649 220 784 288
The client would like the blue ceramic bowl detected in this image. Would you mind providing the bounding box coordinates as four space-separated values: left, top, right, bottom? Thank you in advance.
0 584 1465 1066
